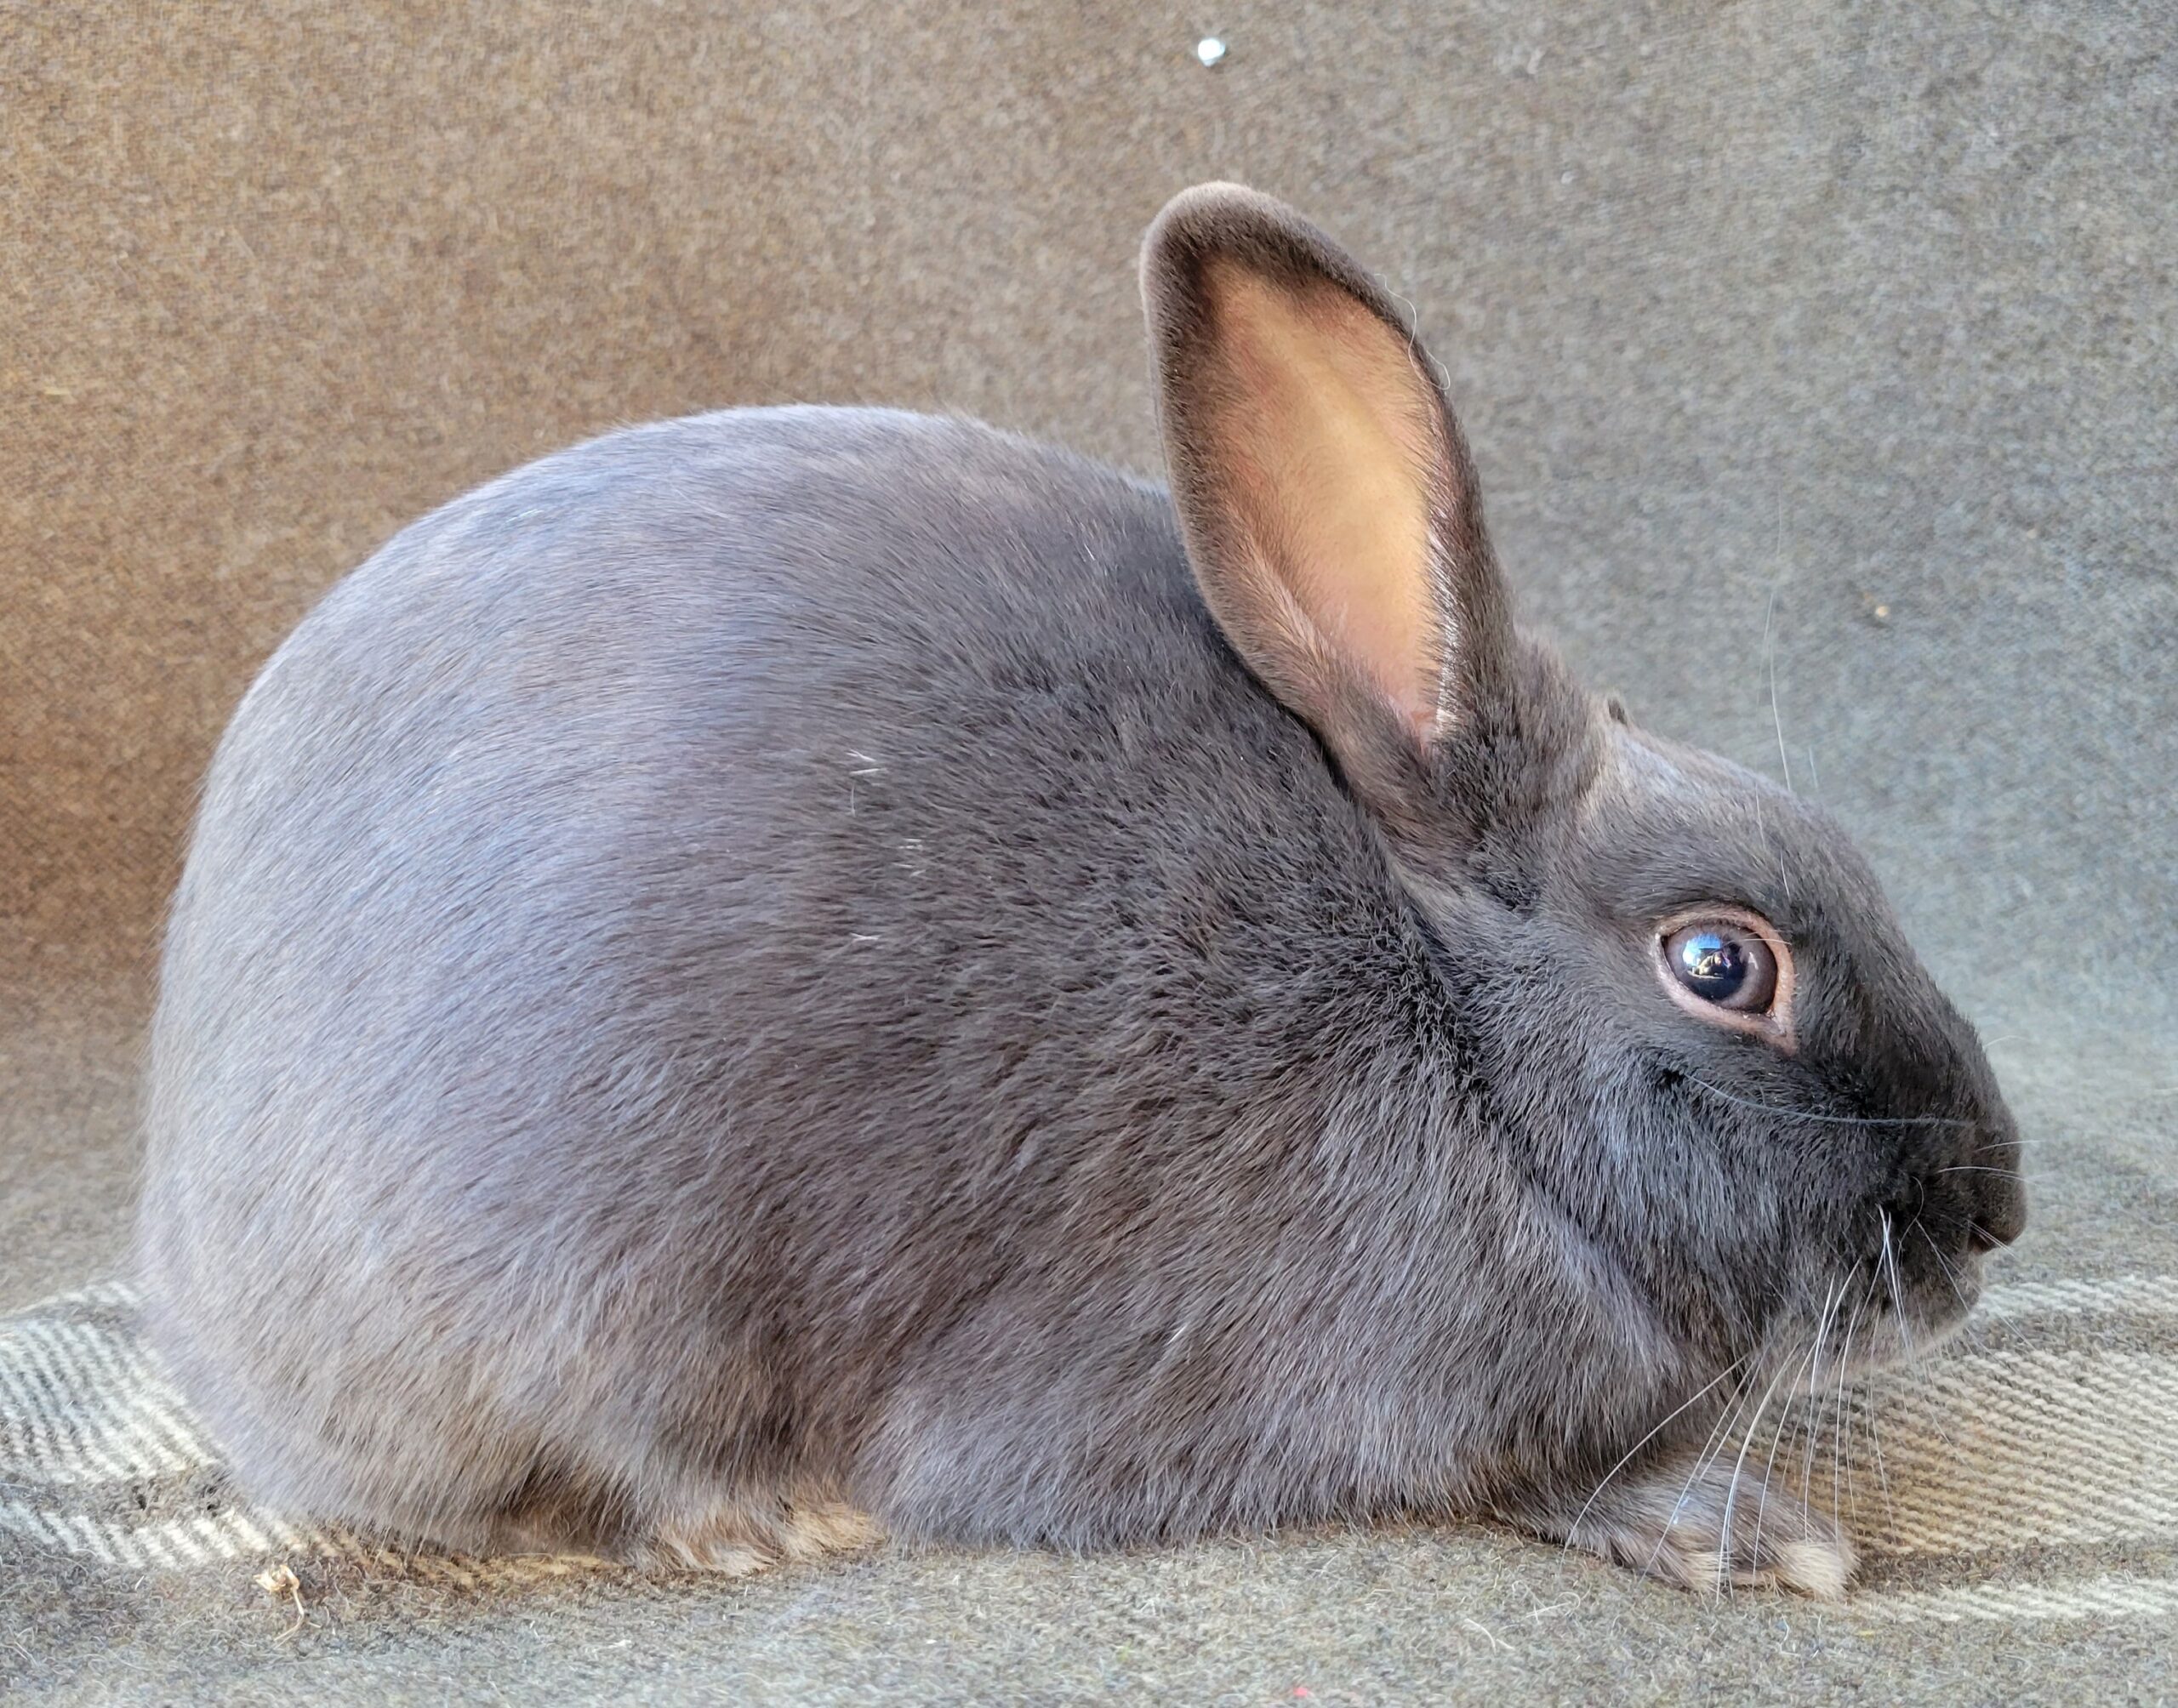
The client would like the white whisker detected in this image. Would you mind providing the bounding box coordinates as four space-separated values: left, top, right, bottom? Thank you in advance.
1683 1077 1982 1131
1559 1357 1748 1568
1763 506 1793 795
1639 1364 1764 1585
1751 1280 1840 1569
1829 1284 1870 1527
1716 1351 1799 1591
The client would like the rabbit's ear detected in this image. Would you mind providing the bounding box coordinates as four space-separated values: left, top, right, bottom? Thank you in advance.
1142 185 1513 787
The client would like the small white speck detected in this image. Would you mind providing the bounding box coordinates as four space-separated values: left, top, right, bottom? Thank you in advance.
1560 169 1575 185
1195 36 1226 67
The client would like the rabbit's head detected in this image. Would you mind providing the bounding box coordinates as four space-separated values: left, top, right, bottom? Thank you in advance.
1142 185 2024 1386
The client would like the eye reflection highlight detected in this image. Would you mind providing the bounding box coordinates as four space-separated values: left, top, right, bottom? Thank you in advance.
1662 920 1777 1014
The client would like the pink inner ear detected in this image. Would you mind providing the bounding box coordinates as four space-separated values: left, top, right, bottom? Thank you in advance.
1201 260 1448 737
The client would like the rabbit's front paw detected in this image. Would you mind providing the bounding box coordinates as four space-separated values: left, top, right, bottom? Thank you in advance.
1551 1449 1856 1598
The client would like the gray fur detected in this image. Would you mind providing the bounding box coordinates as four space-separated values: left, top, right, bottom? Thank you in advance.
137 187 2021 1590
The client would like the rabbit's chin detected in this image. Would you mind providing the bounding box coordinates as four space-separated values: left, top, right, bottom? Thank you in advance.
1833 1302 1975 1381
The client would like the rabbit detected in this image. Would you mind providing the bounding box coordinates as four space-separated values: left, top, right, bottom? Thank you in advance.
136 183 2026 1597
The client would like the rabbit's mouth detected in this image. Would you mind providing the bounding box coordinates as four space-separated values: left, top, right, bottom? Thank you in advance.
1776 1240 1989 1396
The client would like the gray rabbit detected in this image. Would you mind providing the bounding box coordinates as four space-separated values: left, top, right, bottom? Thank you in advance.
137 185 2024 1596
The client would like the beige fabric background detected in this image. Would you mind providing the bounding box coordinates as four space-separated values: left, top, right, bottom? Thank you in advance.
4 2 2175 1701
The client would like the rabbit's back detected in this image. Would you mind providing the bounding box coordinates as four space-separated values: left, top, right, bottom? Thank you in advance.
138 406 1432 1549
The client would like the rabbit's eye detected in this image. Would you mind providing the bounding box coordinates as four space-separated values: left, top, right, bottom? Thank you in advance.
1662 920 1779 1014
1652 908 1796 1048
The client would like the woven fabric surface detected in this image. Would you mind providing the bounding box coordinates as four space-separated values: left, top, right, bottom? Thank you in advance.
6 1277 2178 1605
4 0 2174 1699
